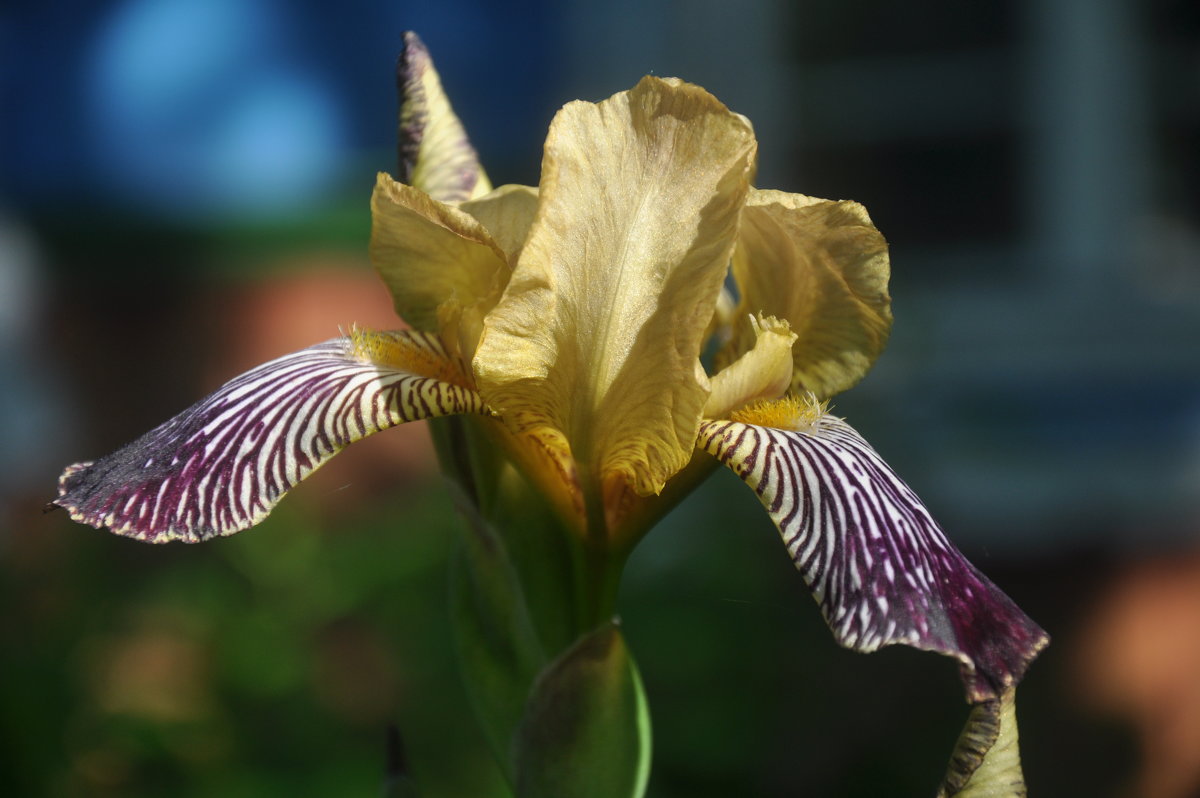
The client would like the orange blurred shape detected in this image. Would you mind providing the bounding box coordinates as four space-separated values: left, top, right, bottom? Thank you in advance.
1076 549 1200 798
312 620 401 725
91 629 211 722
201 257 438 517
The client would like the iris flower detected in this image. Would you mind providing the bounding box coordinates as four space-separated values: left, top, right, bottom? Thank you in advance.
53 33 1047 793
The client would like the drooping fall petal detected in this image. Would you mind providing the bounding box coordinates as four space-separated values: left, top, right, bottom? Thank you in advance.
697 406 1047 702
54 330 486 543
474 76 756 502
396 31 492 202
723 189 891 399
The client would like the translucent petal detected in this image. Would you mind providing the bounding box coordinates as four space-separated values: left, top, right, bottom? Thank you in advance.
396 31 491 202
460 184 539 262
370 172 508 333
724 189 892 399
54 331 485 542
698 413 1047 702
474 77 756 501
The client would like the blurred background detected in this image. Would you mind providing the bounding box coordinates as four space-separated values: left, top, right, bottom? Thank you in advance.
3 0 1199 795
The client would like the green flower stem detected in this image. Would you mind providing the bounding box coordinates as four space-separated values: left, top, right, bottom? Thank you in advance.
434 414 649 797
572 532 626 633
574 469 629 633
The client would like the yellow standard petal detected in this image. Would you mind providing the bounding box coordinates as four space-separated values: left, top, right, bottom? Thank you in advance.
397 31 492 202
460 184 540 262
474 77 756 512
370 173 510 345
723 188 892 399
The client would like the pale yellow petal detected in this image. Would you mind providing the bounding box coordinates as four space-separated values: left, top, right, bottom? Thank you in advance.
724 188 891 399
460 184 540 262
424 184 541 364
369 172 508 334
704 315 796 420
474 77 756 502
397 32 492 201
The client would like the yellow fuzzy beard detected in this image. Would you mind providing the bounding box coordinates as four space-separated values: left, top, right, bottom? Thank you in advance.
730 393 828 432
347 325 468 387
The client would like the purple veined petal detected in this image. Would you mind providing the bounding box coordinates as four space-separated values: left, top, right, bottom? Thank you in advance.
698 414 1048 703
54 330 486 543
397 31 491 202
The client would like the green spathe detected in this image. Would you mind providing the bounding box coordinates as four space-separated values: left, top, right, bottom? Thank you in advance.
938 689 1027 797
513 622 652 798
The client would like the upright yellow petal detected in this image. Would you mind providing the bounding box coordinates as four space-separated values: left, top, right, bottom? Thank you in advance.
397 32 492 201
724 188 892 399
369 173 509 338
474 77 756 506
460 184 540 261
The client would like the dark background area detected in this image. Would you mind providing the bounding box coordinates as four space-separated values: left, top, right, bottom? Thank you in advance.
3 1 1199 796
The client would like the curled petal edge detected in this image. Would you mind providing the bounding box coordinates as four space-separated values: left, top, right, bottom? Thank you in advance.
697 408 1047 703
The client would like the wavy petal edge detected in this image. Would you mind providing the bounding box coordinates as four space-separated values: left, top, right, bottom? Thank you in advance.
54 330 485 542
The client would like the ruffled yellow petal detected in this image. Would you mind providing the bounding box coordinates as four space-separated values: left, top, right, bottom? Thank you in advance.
397 32 492 202
369 173 508 339
432 184 541 363
704 315 796 420
723 188 892 399
474 77 756 508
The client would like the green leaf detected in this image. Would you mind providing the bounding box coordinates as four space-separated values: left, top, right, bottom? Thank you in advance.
514 622 652 798
937 688 1027 797
432 414 578 653
449 500 547 780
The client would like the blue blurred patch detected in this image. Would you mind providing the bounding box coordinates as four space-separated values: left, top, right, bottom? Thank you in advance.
87 0 343 218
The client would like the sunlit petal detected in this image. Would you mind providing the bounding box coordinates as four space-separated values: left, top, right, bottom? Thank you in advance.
698 408 1047 702
370 172 508 335
723 189 891 399
475 77 756 503
54 330 486 543
397 31 492 202
938 689 1027 797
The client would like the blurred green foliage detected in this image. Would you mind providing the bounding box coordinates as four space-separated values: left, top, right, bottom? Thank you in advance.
6 435 1134 798
9 463 987 798
6 484 508 797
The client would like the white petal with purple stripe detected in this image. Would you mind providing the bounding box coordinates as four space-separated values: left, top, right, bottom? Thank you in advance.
698 414 1047 702
55 331 485 543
